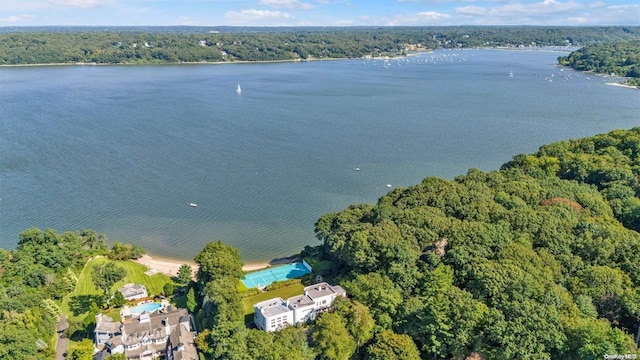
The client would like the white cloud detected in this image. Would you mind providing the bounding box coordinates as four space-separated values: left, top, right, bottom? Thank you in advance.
0 14 37 24
225 9 293 25
258 0 315 10
456 0 589 17
48 0 108 8
357 11 453 26
417 11 451 20
450 0 640 25
398 0 477 3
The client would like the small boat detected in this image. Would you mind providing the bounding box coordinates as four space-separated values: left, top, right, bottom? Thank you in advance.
355 167 361 172
509 70 514 78
386 184 392 188
236 84 242 94
189 203 198 207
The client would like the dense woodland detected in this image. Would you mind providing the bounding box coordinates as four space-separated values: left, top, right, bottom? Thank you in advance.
559 41 640 86
1 26 640 65
2 126 640 358
0 229 109 359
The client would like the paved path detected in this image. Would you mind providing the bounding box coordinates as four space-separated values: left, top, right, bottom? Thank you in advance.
54 333 68 360
54 316 69 360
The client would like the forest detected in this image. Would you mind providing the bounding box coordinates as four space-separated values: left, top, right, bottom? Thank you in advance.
3 128 639 359
559 41 640 86
1 26 640 65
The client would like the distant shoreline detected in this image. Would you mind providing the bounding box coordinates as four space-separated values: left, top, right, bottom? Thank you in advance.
0 56 355 68
1 47 576 68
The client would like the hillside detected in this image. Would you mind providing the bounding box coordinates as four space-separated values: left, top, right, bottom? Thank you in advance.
2 26 640 65
559 41 640 86
314 128 640 358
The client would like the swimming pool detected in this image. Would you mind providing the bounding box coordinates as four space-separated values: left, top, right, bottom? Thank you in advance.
130 302 162 314
241 262 312 289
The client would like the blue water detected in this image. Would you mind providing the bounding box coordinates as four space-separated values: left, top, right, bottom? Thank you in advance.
242 262 311 289
130 302 162 314
1 49 639 262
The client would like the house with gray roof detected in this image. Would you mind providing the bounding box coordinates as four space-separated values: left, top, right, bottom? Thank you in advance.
118 283 148 301
253 282 346 332
94 304 197 360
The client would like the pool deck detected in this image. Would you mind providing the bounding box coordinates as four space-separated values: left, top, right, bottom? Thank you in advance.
120 299 170 318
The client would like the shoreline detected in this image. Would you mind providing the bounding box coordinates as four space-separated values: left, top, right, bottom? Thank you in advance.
0 46 569 68
134 253 270 278
606 82 639 90
0 56 355 68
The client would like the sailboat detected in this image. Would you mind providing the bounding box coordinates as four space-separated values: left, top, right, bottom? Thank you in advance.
236 84 242 94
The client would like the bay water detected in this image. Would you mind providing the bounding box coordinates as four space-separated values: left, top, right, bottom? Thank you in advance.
1 49 638 263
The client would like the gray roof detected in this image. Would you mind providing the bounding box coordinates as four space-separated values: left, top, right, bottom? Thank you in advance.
93 349 110 360
122 307 188 346
119 283 147 298
255 298 291 317
332 285 347 297
170 323 198 360
287 294 315 309
304 282 336 300
95 314 121 334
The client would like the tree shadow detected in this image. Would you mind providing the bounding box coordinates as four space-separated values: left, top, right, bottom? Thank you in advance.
68 295 104 316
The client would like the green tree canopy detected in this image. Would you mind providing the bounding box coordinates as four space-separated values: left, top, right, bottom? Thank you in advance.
195 241 243 288
91 262 126 296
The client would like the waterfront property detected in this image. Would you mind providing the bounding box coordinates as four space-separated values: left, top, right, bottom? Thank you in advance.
242 260 312 289
253 282 346 332
94 304 197 360
118 283 148 301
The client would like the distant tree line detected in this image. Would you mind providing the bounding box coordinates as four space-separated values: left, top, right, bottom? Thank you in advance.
559 40 640 86
1 26 640 65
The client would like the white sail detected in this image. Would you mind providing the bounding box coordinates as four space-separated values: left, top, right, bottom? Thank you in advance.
236 84 242 94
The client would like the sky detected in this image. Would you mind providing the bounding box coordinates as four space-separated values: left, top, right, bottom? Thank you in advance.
0 0 638 27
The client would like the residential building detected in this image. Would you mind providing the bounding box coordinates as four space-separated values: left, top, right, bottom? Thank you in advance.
253 297 293 332
94 305 197 360
253 282 346 332
118 283 148 301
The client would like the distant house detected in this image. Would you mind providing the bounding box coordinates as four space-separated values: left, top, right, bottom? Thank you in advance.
118 283 148 301
253 282 346 332
94 305 197 360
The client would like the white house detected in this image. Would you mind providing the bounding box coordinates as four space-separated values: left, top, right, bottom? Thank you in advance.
253 298 294 332
303 282 346 312
253 282 346 332
118 283 148 301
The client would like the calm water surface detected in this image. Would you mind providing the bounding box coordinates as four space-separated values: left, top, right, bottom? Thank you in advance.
1 49 639 262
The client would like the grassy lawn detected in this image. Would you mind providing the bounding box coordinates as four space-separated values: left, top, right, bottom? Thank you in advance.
241 280 304 319
111 259 172 296
61 257 173 322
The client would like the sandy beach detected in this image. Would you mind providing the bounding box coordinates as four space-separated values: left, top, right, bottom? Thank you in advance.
134 254 270 278
606 82 639 90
